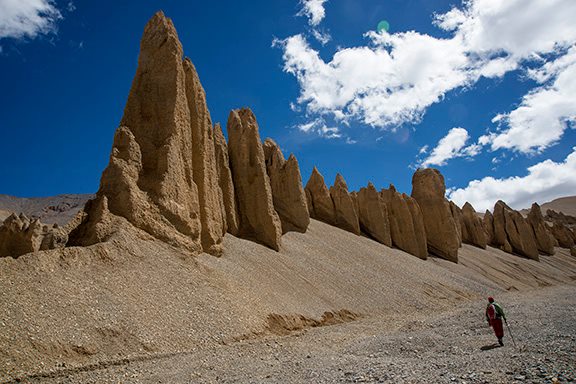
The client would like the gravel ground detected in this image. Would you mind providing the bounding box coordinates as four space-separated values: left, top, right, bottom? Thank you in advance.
14 284 575 384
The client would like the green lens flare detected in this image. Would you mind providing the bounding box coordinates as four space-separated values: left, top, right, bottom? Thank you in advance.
377 20 390 33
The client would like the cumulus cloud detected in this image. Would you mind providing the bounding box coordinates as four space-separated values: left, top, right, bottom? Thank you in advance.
419 127 480 167
278 0 576 146
297 0 328 27
448 147 576 212
0 0 62 40
479 57 576 153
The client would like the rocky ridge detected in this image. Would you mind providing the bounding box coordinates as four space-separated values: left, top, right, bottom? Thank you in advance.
2 11 574 265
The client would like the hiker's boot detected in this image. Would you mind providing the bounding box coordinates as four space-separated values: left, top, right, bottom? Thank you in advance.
498 338 503 346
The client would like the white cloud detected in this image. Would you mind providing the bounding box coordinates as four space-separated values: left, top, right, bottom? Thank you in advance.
419 127 479 167
0 0 62 40
448 147 576 212
479 57 576 153
278 0 576 145
296 117 341 138
298 0 328 27
311 28 331 45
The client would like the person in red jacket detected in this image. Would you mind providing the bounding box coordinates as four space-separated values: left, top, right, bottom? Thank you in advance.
485 296 506 346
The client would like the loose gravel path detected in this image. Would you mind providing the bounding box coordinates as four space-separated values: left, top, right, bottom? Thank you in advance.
16 285 576 384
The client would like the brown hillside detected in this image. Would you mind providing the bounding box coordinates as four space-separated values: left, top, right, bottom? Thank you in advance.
1 219 575 381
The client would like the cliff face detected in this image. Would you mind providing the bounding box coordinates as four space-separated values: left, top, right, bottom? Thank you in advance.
411 168 460 263
227 109 283 251
263 139 310 234
55 12 557 265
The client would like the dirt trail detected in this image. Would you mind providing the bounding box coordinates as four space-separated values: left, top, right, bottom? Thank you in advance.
15 285 575 383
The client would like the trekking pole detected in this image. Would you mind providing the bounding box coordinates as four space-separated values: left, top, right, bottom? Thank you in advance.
504 318 517 347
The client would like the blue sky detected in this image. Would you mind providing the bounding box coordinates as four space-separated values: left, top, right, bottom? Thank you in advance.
0 0 575 212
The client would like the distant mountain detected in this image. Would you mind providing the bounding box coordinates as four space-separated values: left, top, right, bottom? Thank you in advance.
0 193 93 226
520 196 576 217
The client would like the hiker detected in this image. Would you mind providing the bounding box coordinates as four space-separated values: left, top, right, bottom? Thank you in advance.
485 296 506 346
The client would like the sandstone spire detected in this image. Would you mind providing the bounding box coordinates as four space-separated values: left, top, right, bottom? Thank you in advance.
183 58 225 255
405 193 429 259
263 139 310 233
72 12 204 253
461 202 487 249
227 108 282 250
357 183 392 246
380 185 427 259
492 200 539 260
526 203 555 255
550 222 575 249
483 210 495 245
305 167 336 225
411 168 459 262
449 201 463 247
329 174 361 235
213 123 239 235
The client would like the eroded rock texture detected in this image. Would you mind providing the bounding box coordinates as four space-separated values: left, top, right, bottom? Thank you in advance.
213 123 239 235
71 12 206 253
492 201 539 260
381 185 427 259
550 222 575 249
0 214 67 258
527 203 555 255
184 58 225 254
411 169 459 262
461 202 487 249
483 210 495 245
305 167 335 225
227 108 282 251
449 201 463 247
357 183 392 246
329 174 361 235
263 139 309 234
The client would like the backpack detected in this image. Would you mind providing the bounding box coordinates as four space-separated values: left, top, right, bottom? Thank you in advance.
492 303 505 319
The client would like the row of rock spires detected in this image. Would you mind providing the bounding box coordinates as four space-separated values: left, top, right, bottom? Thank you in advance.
2 12 576 262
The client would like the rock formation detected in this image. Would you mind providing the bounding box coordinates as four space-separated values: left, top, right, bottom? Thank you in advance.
550 222 575 249
305 167 336 225
449 201 463 247
492 201 539 260
380 185 427 259
350 191 360 218
526 203 555 255
329 174 361 235
183 58 225 254
411 168 459 262
71 12 209 253
227 108 282 250
213 123 239 235
0 213 67 258
263 139 310 234
461 202 487 249
483 210 495 245
571 247 576 257
545 209 576 226
357 183 392 246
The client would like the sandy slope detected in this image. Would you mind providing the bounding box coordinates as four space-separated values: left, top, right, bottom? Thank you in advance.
1 220 575 381
26 285 576 383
